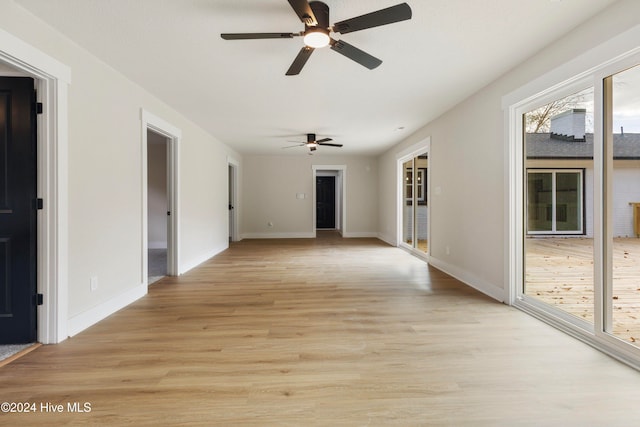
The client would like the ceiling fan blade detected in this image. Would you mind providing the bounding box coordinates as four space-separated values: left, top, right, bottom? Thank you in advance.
282 143 305 149
317 142 343 147
329 39 382 70
221 32 298 40
286 46 314 75
316 138 333 143
287 0 318 26
333 3 412 34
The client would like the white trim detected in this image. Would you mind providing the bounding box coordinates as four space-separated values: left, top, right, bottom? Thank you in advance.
312 165 347 237
240 232 316 239
315 170 341 231
396 137 430 260
342 231 378 238
377 232 396 247
140 109 182 281
67 283 147 337
0 28 71 344
395 139 431 161
429 256 506 302
501 25 640 110
179 249 221 275
0 28 71 84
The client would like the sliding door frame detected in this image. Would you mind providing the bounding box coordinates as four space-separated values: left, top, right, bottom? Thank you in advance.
505 33 640 369
396 138 430 259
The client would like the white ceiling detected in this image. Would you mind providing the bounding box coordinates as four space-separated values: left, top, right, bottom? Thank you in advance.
14 0 618 155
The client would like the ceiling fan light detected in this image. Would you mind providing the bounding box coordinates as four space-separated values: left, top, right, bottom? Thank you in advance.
303 29 330 48
306 142 318 148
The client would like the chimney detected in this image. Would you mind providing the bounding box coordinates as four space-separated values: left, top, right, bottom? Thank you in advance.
550 109 586 142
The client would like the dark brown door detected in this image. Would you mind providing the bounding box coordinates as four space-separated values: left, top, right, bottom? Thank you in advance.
316 176 336 229
0 77 37 344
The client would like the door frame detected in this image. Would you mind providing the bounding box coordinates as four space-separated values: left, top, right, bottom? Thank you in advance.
504 30 640 368
312 165 346 237
315 174 338 230
141 109 180 282
228 156 240 242
0 28 71 344
396 138 430 259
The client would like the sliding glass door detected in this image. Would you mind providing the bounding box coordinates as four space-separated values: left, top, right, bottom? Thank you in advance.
605 63 640 348
515 57 640 364
400 151 429 255
522 88 594 324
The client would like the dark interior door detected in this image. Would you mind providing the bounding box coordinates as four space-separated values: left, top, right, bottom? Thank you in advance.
316 176 336 229
0 77 37 344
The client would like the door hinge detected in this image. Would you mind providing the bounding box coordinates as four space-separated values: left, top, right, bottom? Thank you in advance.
36 198 44 210
35 294 44 306
35 102 43 114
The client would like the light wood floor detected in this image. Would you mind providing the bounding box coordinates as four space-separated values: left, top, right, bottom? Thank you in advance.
3 234 640 426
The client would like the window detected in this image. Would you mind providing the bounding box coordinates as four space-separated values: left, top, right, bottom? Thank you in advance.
526 169 584 234
405 167 426 203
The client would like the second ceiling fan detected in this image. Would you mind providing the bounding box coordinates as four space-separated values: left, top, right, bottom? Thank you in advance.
284 133 342 154
221 1 412 75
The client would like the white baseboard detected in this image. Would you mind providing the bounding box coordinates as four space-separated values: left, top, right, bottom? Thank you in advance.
179 246 226 275
148 241 167 249
240 232 315 239
377 232 397 246
67 283 147 337
240 231 380 239
342 231 378 238
428 256 506 302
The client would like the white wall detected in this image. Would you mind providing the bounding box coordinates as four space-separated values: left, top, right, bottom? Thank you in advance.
378 0 640 302
242 154 377 238
0 2 242 335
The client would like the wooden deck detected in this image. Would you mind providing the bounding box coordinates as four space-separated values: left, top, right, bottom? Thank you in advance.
525 237 640 345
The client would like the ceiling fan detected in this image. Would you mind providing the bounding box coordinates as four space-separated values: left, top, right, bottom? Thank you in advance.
221 1 412 75
284 133 342 154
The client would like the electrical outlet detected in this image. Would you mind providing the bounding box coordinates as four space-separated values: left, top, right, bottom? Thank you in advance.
90 276 98 292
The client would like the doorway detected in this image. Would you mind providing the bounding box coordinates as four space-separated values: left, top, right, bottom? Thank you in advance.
147 130 169 284
0 77 37 344
141 109 180 284
312 166 346 236
316 176 336 229
397 140 430 258
1 30 70 344
228 159 239 242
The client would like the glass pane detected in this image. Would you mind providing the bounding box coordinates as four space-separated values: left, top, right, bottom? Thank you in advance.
556 172 581 231
527 172 553 232
416 154 428 253
523 88 594 324
403 160 413 246
609 64 640 347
